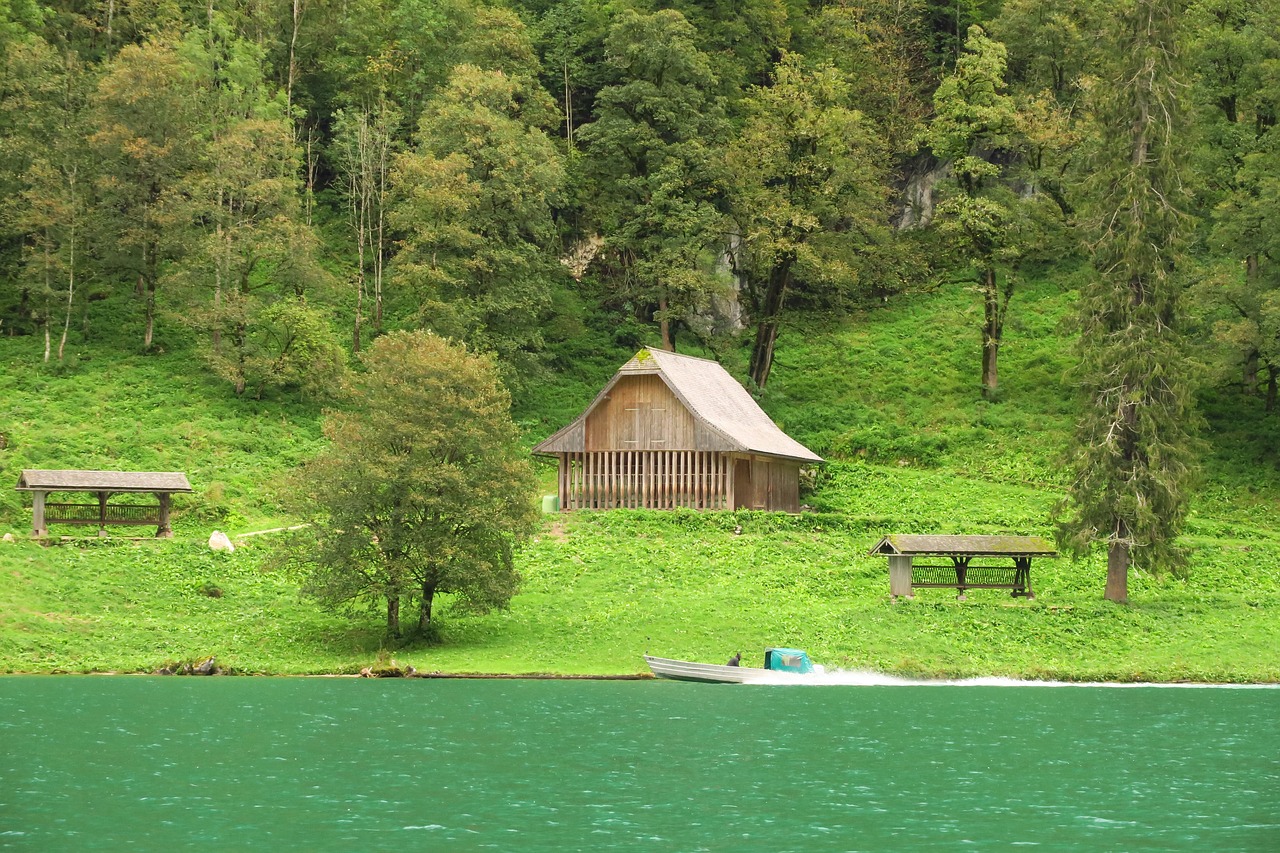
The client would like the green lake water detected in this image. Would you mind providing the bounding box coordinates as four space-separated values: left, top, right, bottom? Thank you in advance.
0 676 1276 851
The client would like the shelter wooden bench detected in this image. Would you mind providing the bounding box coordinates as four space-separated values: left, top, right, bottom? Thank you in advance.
16 469 193 539
868 534 1058 601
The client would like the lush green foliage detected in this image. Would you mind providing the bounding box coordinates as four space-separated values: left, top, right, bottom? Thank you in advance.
284 330 540 638
2 271 1279 681
3 0 1280 680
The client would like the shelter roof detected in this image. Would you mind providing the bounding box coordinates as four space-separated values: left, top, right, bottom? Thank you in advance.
868 534 1058 557
533 348 822 463
16 470 193 493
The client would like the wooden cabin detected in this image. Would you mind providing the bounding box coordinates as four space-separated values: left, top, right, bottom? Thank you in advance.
533 348 822 513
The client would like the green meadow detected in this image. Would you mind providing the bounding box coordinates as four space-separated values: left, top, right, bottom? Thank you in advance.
3 273 1280 682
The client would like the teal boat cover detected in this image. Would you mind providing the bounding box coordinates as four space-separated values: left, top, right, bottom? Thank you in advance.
764 648 814 673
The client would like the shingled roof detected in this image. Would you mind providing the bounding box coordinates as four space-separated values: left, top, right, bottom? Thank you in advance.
868 534 1057 557
533 348 822 463
16 470 193 493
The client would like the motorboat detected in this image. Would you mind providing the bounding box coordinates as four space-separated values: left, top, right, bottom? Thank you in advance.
644 648 824 684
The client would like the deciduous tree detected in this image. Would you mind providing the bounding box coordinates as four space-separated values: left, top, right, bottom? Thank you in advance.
726 54 889 389
88 33 200 350
577 9 729 351
288 330 539 639
927 25 1024 398
390 65 564 379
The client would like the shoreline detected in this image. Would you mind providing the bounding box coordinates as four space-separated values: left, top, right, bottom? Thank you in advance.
2 669 1276 687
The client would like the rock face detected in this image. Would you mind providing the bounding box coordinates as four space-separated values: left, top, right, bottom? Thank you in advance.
209 530 235 552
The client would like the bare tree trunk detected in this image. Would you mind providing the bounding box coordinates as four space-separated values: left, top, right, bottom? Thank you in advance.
981 267 1001 397
58 181 76 361
386 595 401 638
418 582 436 633
374 109 391 332
144 288 155 350
304 128 318 226
287 0 304 114
750 322 779 390
658 294 673 350
749 261 791 389
42 237 52 362
352 142 366 353
1105 536 1130 603
563 59 574 155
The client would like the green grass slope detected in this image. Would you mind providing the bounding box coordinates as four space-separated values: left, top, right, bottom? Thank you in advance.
2 273 1280 681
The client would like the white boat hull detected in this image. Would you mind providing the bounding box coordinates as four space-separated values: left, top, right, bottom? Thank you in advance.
644 655 813 684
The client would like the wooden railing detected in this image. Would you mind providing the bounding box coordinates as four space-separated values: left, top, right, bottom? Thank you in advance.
558 450 729 510
910 558 1033 598
44 503 161 525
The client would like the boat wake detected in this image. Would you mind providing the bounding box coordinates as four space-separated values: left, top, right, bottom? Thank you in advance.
756 671 1278 688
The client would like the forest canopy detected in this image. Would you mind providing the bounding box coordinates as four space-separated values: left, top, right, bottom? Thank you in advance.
3 0 1277 588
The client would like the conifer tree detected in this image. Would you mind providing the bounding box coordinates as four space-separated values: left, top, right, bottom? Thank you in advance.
1056 0 1199 602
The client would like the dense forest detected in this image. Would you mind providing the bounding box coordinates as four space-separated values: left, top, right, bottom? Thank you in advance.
3 1 1280 590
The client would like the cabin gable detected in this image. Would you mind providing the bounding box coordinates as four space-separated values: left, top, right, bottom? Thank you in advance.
583 375 736 452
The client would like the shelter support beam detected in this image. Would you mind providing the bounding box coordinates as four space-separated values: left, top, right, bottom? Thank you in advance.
888 555 913 600
31 490 47 538
157 493 173 538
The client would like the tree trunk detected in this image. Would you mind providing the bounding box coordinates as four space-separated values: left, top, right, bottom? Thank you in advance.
658 294 673 351
981 267 1003 398
1105 537 1130 603
749 261 791 390
418 581 436 633
287 0 302 114
386 595 400 638
1267 365 1278 413
58 209 75 362
143 242 157 351
750 321 779 390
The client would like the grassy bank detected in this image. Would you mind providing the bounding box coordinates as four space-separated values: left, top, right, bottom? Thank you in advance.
4 469 1279 682
3 275 1280 681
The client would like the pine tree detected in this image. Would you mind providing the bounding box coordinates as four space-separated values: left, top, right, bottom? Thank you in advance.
1056 0 1199 602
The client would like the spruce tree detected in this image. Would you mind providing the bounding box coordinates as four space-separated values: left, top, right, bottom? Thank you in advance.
1056 0 1199 602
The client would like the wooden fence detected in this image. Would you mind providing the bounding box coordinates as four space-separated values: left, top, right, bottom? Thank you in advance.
557 450 729 510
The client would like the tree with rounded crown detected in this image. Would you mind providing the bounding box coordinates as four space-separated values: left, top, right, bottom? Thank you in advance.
1055 0 1200 603
726 53 890 390
577 9 729 352
288 330 539 638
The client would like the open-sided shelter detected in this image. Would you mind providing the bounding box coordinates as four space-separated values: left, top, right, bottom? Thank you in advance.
533 348 821 512
16 469 192 538
868 534 1058 600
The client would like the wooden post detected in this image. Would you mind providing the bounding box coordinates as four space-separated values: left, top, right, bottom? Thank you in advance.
97 491 108 537
889 555 913 600
156 492 173 538
31 490 47 537
1015 556 1034 599
725 454 736 511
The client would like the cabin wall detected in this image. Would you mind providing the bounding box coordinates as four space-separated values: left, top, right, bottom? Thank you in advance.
732 457 802 513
